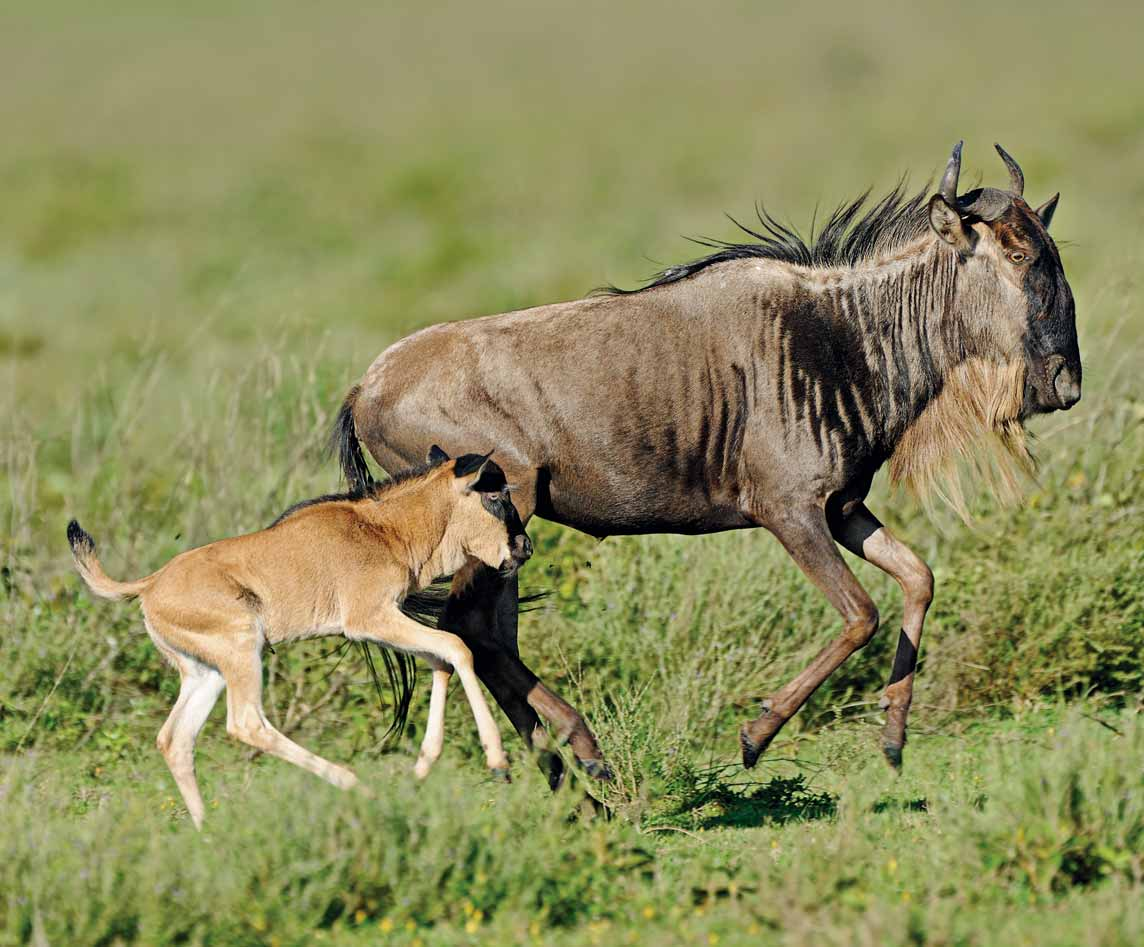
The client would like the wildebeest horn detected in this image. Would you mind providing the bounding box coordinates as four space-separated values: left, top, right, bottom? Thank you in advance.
994 143 1024 196
939 140 963 204
941 141 1014 222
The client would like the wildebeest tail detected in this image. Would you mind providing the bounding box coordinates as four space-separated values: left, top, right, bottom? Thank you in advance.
400 578 551 630
67 519 154 601
358 643 417 742
329 384 375 493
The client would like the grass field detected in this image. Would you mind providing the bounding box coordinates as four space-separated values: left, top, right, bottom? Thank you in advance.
2 1 1142 944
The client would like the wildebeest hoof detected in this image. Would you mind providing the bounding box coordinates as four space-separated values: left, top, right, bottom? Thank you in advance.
740 709 784 769
579 758 614 782
882 742 903 770
741 725 763 769
538 750 566 792
568 791 613 823
489 767 512 783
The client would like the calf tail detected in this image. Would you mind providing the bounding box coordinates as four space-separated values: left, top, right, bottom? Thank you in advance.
329 384 375 493
67 520 153 601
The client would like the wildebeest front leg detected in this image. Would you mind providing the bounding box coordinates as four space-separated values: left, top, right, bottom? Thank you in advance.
740 505 880 768
829 503 933 768
446 564 611 787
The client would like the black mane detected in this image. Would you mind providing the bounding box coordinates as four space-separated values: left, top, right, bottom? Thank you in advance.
269 457 445 527
602 183 932 295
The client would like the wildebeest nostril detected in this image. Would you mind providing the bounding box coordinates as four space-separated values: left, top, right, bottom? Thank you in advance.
1042 355 1079 410
1053 364 1081 409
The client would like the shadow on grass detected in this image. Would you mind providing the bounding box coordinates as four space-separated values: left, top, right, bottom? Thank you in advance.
664 773 838 830
871 797 929 814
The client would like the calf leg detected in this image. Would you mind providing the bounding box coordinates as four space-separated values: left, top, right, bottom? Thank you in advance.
829 503 934 768
222 648 360 791
352 610 509 775
155 654 226 829
741 505 880 768
414 665 451 779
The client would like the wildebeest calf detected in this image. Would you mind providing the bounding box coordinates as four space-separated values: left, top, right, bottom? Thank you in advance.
67 449 531 827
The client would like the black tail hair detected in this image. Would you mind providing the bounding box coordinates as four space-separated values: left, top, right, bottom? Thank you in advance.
358 578 550 742
67 518 96 556
400 579 550 628
329 385 375 493
359 644 417 742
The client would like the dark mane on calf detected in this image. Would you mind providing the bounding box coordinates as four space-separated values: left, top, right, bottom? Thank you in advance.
269 488 367 527
269 457 448 528
601 183 931 294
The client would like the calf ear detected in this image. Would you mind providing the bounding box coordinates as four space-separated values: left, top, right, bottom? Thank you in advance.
1035 193 1059 230
467 459 507 494
928 195 973 252
427 444 449 464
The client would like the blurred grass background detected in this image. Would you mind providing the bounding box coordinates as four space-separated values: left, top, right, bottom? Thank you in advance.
1 1 1142 944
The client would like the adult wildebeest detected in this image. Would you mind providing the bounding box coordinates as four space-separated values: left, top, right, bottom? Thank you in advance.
68 450 531 827
332 142 1080 780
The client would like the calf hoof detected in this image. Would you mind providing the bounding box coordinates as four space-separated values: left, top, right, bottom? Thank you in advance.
882 742 904 771
578 758 614 782
489 767 512 784
335 767 363 792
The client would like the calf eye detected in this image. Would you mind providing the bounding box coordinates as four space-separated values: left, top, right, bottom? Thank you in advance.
1007 250 1028 264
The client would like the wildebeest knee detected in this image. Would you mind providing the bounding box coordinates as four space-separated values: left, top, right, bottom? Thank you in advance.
904 559 934 609
843 603 880 649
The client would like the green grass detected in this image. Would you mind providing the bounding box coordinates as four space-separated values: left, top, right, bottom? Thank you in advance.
2 1 1143 944
3 708 1142 945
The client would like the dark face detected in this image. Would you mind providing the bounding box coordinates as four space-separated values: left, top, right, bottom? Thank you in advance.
987 200 1081 416
447 449 533 574
929 143 1082 419
480 487 532 575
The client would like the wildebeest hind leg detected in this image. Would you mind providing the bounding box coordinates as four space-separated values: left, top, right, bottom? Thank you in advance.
445 565 612 787
442 565 562 787
492 570 611 781
829 503 933 769
740 504 880 768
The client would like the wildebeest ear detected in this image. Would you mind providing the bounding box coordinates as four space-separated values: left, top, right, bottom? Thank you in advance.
1035 193 1059 230
427 444 449 464
928 194 972 252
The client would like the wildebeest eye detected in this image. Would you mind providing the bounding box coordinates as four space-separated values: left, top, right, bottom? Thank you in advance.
1007 250 1028 265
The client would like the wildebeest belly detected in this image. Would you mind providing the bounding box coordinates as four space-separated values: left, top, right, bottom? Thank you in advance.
355 298 763 537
